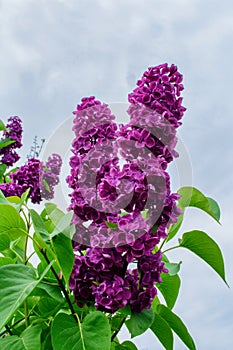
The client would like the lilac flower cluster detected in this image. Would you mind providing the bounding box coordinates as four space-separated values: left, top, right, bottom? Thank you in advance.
68 63 185 313
67 97 118 225
0 158 42 203
11 158 42 203
128 63 186 128
0 154 62 204
0 116 23 166
41 154 63 200
127 250 166 313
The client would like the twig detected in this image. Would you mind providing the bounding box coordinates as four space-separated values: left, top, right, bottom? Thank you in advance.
40 249 78 323
162 245 180 254
111 316 127 342
1 324 13 337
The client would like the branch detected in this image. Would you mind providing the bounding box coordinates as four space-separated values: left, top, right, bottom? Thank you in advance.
40 248 78 323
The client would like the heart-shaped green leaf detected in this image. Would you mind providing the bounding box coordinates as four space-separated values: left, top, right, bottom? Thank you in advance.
157 273 181 309
0 204 27 242
0 325 42 350
125 308 154 338
51 311 111 350
179 230 227 284
0 263 53 330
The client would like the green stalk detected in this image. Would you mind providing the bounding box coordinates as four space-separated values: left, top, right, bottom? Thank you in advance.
40 249 78 324
159 238 167 251
162 245 180 254
111 316 127 342
23 301 29 328
23 208 31 328
0 318 28 337
4 325 13 336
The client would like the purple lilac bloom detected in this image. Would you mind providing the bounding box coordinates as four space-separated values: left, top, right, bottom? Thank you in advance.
122 105 178 164
128 63 186 128
67 97 119 234
68 63 186 313
0 154 62 203
0 182 22 197
93 275 132 312
0 158 41 203
69 254 96 303
126 268 158 313
41 153 62 200
0 116 23 166
10 158 42 204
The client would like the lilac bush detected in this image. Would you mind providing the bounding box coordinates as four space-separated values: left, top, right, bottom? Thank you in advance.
0 63 226 350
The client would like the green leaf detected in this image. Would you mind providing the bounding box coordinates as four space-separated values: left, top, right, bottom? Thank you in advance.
167 214 184 242
206 197 221 222
0 256 16 266
51 311 111 350
33 231 60 275
125 308 154 338
156 273 181 309
167 187 221 243
15 296 40 324
152 296 160 313
36 260 57 282
0 325 42 350
0 190 12 204
42 179 51 193
42 328 53 350
111 339 120 350
0 164 7 179
177 187 221 223
34 297 64 318
0 262 53 330
50 211 74 238
42 204 71 235
43 204 75 239
19 188 31 206
0 119 6 131
164 261 182 276
119 211 129 217
179 230 227 284
44 203 65 225
6 196 21 204
40 210 55 233
30 209 50 241
150 313 173 350
0 190 23 211
0 233 10 252
6 196 26 213
0 204 27 241
118 304 131 317
116 341 138 350
32 219 73 284
32 281 63 303
0 138 15 149
9 237 26 260
141 209 149 219
156 304 196 350
105 221 118 229
52 233 74 285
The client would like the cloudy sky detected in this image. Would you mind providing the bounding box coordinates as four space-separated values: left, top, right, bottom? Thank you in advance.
0 0 233 349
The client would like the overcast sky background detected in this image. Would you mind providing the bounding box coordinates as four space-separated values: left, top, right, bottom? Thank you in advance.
0 0 233 349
